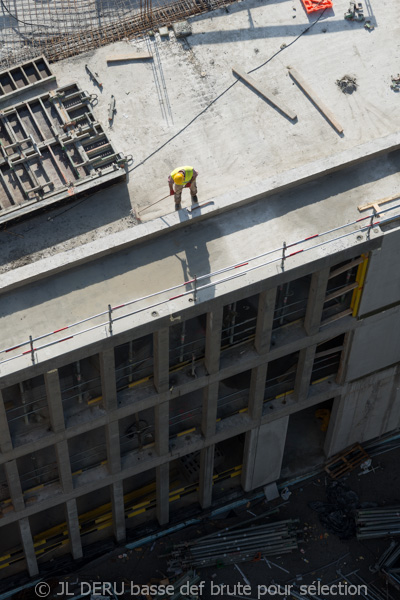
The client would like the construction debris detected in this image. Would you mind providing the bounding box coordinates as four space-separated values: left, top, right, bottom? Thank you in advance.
85 64 102 88
309 480 359 539
163 514 300 570
288 67 343 134
232 66 297 120
377 542 400 591
390 75 400 91
345 2 365 21
364 20 375 31
324 442 369 478
108 95 116 123
356 505 400 539
172 21 193 38
106 52 153 63
336 75 358 94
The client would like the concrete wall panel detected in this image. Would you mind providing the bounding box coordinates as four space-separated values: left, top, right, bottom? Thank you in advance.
359 230 400 316
345 306 400 381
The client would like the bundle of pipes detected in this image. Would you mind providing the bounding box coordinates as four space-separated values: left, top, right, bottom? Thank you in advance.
373 541 400 592
164 517 300 570
356 506 400 539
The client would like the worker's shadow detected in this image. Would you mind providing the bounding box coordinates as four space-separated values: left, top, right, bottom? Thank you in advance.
173 211 214 302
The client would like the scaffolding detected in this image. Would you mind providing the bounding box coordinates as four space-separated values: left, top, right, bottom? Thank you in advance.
0 0 236 70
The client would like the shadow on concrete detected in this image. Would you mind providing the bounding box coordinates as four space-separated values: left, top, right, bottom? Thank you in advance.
1 150 399 322
0 179 132 270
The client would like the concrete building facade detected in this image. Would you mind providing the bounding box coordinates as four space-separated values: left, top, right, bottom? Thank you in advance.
1 136 400 580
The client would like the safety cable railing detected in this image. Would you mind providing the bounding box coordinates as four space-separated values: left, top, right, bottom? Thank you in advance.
1 204 399 371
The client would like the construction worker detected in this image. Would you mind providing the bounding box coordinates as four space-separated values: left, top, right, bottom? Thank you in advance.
168 166 198 210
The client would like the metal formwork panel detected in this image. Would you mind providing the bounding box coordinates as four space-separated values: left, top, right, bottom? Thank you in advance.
0 56 56 104
0 83 126 225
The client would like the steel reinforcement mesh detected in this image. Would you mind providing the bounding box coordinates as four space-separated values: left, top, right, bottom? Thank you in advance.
0 0 235 69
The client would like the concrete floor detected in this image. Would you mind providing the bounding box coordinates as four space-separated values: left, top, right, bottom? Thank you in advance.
1 0 400 271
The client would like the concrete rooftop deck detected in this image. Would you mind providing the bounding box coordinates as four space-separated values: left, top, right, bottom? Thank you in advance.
1 0 400 377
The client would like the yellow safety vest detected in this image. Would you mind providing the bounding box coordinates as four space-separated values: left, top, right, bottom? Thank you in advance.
171 166 194 184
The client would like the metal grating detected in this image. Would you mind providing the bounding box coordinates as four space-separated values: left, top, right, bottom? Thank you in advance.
0 83 127 225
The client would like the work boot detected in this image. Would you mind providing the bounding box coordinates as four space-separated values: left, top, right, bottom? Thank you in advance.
191 195 198 203
175 202 181 211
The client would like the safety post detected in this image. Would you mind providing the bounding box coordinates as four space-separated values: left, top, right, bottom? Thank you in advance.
281 241 287 271
108 304 113 335
29 335 35 364
193 275 197 303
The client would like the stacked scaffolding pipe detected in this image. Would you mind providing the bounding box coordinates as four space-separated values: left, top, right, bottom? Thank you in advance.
164 517 300 570
356 506 400 539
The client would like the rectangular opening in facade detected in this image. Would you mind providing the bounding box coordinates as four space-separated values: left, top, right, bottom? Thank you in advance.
30 504 69 564
59 355 104 428
169 457 200 517
221 295 259 350
169 390 203 439
312 334 345 384
123 469 157 531
321 257 362 324
273 275 311 332
68 426 108 488
115 334 154 393
264 351 300 402
0 522 25 576
281 399 334 479
212 437 244 502
0 463 10 514
169 315 206 369
17 446 60 503
76 487 112 547
2 374 50 447
218 370 251 420
119 408 155 463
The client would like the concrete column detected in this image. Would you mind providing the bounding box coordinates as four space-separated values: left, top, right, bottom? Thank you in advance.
99 348 118 411
248 364 268 421
111 480 126 542
155 401 169 455
304 267 330 335
294 346 317 402
198 445 214 509
56 440 73 493
18 517 38 576
201 382 219 438
204 307 223 375
5 460 24 511
65 499 83 560
242 417 289 492
105 421 121 474
153 328 169 393
156 463 169 526
255 288 276 354
44 369 65 433
0 390 12 453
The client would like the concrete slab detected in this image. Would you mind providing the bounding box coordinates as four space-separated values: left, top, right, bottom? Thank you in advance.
0 0 399 271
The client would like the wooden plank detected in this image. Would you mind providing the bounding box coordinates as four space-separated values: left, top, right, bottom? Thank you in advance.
328 257 364 279
288 67 343 134
358 193 400 212
107 53 153 63
232 65 297 121
324 281 359 303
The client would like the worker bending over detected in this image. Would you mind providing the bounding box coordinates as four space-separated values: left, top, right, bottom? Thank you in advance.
168 166 198 210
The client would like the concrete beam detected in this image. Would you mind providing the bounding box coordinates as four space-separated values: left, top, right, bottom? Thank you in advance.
153 328 169 393
201 382 219 438
18 517 38 576
105 421 121 474
0 390 12 453
99 348 118 411
294 346 317 402
248 364 268 421
156 463 169 526
65 499 83 560
304 268 330 335
5 460 24 511
255 289 276 354
111 480 126 542
44 369 65 433
198 445 214 509
155 401 169 455
56 440 73 493
204 307 223 375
